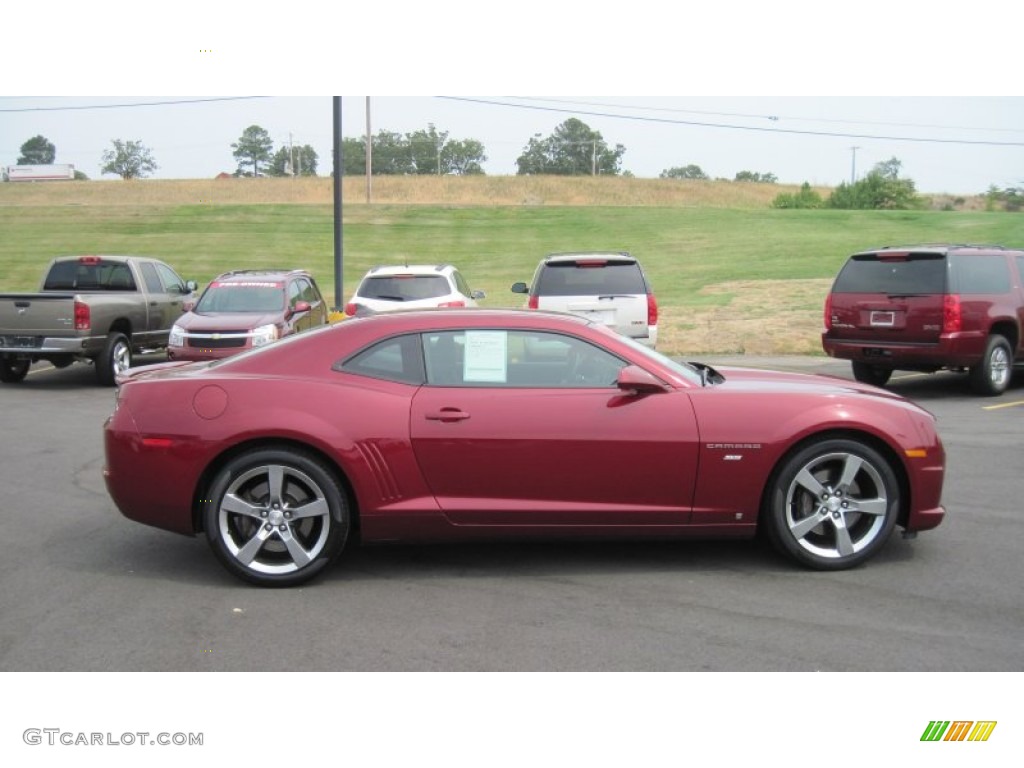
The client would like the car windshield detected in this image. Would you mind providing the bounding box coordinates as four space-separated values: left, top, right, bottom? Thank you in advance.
195 281 285 313
359 275 450 301
593 326 705 386
536 260 647 295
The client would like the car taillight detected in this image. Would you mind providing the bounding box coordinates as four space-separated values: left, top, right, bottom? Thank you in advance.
74 300 90 330
438 300 466 308
824 292 833 331
527 295 539 309
344 303 358 316
647 293 658 325
943 294 962 333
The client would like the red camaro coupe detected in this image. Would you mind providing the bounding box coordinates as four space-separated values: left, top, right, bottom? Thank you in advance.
103 309 945 586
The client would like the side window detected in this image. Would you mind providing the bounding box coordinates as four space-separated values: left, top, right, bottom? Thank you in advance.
335 334 425 385
950 254 1011 294
298 278 318 303
288 280 303 308
1016 255 1024 286
154 263 186 294
139 262 164 293
453 271 472 297
422 330 625 388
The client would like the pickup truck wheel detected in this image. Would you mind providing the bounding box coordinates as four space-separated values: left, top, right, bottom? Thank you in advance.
851 362 892 387
970 335 1012 396
0 357 30 383
96 333 131 386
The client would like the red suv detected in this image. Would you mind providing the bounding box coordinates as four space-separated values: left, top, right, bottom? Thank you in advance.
168 269 328 361
822 244 1024 395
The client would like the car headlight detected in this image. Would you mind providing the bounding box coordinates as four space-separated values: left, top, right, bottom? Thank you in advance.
251 324 279 347
169 324 185 347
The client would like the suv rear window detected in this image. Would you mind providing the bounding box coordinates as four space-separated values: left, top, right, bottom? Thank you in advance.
831 253 946 294
360 275 450 301
536 261 647 296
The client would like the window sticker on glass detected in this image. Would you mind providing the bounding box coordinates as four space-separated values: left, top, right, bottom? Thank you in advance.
464 330 508 382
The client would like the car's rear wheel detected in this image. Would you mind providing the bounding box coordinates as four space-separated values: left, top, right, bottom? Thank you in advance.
203 448 349 587
851 362 892 388
765 438 900 570
0 356 30 383
969 334 1012 396
96 332 131 386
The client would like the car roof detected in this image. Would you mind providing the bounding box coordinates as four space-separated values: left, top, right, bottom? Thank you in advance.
362 264 457 276
343 306 592 329
542 252 636 264
853 244 1020 257
212 269 311 282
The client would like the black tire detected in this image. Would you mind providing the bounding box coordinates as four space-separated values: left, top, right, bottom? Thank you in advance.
96 332 131 386
203 447 349 587
0 357 30 383
969 334 1012 396
764 438 900 570
851 361 892 388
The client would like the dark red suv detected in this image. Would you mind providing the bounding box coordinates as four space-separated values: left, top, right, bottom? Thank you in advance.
822 244 1024 395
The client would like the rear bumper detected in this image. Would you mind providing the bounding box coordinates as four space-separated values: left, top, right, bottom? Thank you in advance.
822 331 986 369
0 336 101 357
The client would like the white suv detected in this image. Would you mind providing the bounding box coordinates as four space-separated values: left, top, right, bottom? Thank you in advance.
345 264 485 316
512 252 658 347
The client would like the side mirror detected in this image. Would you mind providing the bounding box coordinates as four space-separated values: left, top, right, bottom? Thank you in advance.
472 290 486 300
183 280 198 293
287 300 311 318
616 365 668 395
511 282 528 294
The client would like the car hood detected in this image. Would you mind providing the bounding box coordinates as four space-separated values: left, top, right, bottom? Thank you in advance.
712 365 912 402
175 311 281 331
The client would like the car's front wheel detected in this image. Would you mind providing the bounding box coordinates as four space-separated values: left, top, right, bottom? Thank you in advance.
970 334 1013 396
203 448 349 587
764 438 900 570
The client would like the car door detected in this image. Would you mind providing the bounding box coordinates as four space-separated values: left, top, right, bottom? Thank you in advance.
139 261 192 344
409 328 699 527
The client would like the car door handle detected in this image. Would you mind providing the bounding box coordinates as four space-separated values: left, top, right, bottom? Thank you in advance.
425 408 470 423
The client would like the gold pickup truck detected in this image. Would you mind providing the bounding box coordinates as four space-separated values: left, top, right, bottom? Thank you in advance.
0 255 197 385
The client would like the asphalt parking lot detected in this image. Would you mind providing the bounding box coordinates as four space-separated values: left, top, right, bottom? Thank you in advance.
1 355 1022 671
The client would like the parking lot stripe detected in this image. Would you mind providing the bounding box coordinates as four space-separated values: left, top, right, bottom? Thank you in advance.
982 400 1024 411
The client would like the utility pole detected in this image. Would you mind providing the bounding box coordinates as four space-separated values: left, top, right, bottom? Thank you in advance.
333 97 343 312
850 146 860 185
365 96 372 204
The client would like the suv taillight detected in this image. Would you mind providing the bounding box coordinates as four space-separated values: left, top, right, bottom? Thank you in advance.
527 295 538 310
74 300 90 330
647 293 658 326
344 303 358 316
943 294 962 333
824 292 833 331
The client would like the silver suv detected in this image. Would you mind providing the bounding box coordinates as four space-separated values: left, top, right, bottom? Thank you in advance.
512 252 659 347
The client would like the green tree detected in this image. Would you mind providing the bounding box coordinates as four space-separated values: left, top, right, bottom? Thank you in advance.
268 144 319 176
18 135 56 165
827 158 918 210
231 125 273 177
516 118 624 176
100 139 158 179
406 124 448 175
660 164 708 180
735 170 778 183
443 138 486 175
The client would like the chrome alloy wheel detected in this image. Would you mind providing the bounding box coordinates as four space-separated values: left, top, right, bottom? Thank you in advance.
783 450 891 561
986 344 1011 390
217 463 332 576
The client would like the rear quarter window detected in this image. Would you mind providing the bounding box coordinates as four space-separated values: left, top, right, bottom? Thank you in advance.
949 254 1012 294
832 254 946 294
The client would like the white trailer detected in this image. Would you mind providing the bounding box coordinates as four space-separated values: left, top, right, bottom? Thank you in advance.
6 164 75 181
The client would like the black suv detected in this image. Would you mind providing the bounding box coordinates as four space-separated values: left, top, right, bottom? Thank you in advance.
822 244 1024 395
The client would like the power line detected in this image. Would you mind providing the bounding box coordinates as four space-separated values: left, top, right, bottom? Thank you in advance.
501 96 1024 136
0 96 270 113
437 96 1024 147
